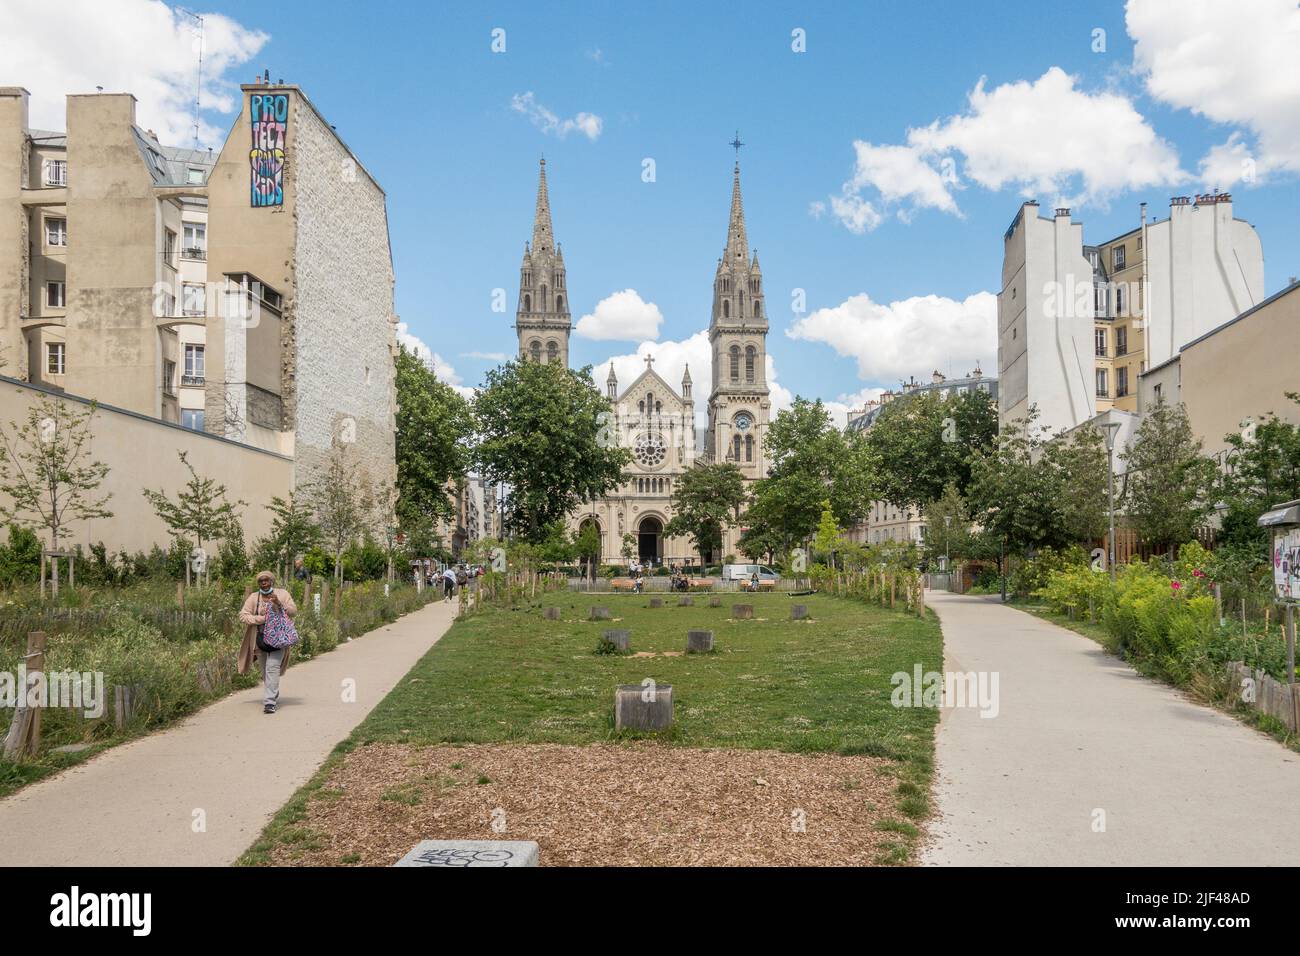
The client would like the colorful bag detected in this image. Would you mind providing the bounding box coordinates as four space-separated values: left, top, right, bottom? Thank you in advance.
260 597 299 650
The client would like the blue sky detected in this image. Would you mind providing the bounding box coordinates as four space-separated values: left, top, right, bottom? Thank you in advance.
7 0 1298 420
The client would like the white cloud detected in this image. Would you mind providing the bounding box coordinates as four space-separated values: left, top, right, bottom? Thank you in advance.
0 0 268 146
575 289 665 341
820 67 1185 230
786 291 997 385
1128 0 1300 183
461 350 510 362
398 322 475 398
511 91 602 141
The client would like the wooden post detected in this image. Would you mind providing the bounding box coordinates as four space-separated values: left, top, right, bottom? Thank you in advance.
176 581 184 607
1215 583 1224 626
68 555 74 591
1286 605 1296 687
2 631 47 758
1241 599 1247 638
51 555 59 599
39 551 46 600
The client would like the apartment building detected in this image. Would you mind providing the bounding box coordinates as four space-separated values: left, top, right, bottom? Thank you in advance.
0 83 397 502
998 196 1264 434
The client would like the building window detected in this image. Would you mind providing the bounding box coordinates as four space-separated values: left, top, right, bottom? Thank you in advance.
46 342 65 375
732 434 742 461
182 283 206 317
729 345 740 380
744 434 753 462
44 159 67 186
1094 285 1107 317
546 340 558 363
523 294 531 312
745 345 755 382
182 222 206 259
162 360 177 397
1117 366 1129 398
45 217 67 247
1115 285 1125 316
1095 328 1107 356
181 409 205 431
183 344 205 385
186 167 205 185
722 299 730 318
1116 326 1128 356
556 295 564 312
1112 245 1126 271
1153 383 1163 402
530 340 541 363
163 228 177 265
46 280 65 309
1096 368 1108 397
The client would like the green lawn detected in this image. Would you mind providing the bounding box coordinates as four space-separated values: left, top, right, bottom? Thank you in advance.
241 591 944 866
360 592 942 763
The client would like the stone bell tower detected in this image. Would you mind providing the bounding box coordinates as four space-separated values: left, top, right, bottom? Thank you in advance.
706 148 770 479
515 158 572 366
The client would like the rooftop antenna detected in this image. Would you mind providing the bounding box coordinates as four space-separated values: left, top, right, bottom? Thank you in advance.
177 7 205 147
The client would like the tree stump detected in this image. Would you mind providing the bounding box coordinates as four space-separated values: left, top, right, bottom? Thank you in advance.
543 607 561 620
686 630 715 653
649 597 663 608
732 604 754 620
791 604 809 620
602 629 630 651
678 596 693 606
589 607 611 621
614 683 673 732
709 596 722 607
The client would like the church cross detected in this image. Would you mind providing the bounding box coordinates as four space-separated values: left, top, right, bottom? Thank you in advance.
730 131 744 158
644 354 655 371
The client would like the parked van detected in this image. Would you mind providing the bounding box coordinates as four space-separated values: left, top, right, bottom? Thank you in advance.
721 564 780 582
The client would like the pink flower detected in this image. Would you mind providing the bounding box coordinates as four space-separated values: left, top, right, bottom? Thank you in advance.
1192 569 1204 578
1171 581 1182 591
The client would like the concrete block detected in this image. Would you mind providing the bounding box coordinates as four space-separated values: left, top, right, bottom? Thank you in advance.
543 607 560 620
709 596 722 607
614 683 673 732
678 595 693 606
732 604 754 619
603 629 630 651
686 630 714 653
394 840 540 868
589 606 611 621
791 604 809 620
648 597 663 608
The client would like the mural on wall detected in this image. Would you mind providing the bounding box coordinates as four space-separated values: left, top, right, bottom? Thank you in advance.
249 93 288 207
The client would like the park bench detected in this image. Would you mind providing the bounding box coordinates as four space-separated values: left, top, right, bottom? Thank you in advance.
688 578 715 591
610 578 637 591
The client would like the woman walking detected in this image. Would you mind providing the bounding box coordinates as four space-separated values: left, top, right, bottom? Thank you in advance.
238 570 298 715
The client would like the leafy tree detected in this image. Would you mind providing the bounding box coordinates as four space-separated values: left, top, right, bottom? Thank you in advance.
142 450 242 586
967 411 1064 556
736 521 784 565
574 521 601 580
472 360 629 542
1217 392 1300 551
744 398 874 553
922 483 976 565
1042 424 1109 544
265 492 320 579
812 499 842 568
866 387 998 508
0 523 41 586
394 344 474 525
310 446 373 584
665 462 746 565
0 396 114 561
620 532 636 564
536 520 576 565
1120 398 1217 553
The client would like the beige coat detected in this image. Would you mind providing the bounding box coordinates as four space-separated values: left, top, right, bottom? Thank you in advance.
237 588 298 675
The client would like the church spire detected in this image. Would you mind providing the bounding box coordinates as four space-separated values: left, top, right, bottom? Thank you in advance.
725 161 748 263
532 157 554 254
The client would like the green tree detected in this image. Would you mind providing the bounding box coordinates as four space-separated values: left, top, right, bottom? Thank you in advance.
394 345 474 525
1042 423 1109 544
1217 393 1300 551
472 360 629 542
142 450 242 586
310 446 373 584
0 395 114 558
574 521 601 580
866 387 997 508
812 499 842 568
744 397 874 554
922 482 975 565
1120 398 1217 553
664 461 746 565
967 411 1064 556
264 492 320 579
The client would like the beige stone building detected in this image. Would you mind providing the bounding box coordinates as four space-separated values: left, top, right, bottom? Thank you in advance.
511 158 772 566
0 82 397 552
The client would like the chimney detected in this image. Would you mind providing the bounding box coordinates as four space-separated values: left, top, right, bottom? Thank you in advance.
1054 207 1070 219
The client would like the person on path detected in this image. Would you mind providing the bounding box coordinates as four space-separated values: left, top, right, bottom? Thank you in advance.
238 571 298 715
441 566 457 601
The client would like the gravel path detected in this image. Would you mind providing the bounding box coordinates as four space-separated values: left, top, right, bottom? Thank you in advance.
923 590 1300 865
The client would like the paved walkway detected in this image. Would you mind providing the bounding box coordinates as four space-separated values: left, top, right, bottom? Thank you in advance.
0 597 459 866
923 590 1300 866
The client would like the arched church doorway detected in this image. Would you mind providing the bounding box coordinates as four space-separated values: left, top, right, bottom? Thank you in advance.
638 515 663 565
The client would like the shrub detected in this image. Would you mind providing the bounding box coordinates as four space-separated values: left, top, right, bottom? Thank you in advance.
0 525 40 587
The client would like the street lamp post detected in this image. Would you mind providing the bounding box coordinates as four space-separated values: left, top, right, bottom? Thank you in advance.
1102 421 1122 583
943 515 952 576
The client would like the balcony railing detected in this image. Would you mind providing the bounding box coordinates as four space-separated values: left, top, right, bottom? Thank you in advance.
181 247 207 261
181 374 205 387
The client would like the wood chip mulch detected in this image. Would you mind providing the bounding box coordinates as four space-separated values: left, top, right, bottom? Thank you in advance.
270 742 918 866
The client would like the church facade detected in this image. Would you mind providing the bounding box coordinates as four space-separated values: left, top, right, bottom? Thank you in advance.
512 156 771 567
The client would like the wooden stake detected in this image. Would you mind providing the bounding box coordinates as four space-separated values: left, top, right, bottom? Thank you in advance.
2 631 47 758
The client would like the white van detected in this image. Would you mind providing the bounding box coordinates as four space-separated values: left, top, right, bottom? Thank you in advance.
721 564 780 582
